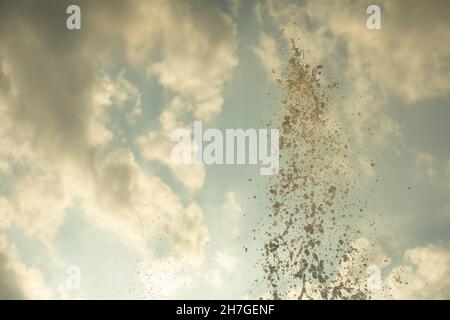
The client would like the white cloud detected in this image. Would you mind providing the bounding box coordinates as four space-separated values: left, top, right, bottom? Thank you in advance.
138 1 238 191
387 245 450 299
222 191 242 220
138 97 206 192
253 32 281 78
0 1 219 296
139 131 206 193
138 256 202 299
0 170 73 247
277 239 450 300
215 250 237 273
328 240 450 299
81 148 209 257
147 3 238 120
89 71 142 147
299 0 450 103
257 0 450 151
209 269 224 289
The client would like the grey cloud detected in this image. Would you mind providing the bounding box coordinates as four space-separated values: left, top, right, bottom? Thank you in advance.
0 252 26 299
0 235 51 299
0 0 98 168
0 0 221 257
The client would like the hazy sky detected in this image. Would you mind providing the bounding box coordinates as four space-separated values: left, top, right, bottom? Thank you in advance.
0 0 449 299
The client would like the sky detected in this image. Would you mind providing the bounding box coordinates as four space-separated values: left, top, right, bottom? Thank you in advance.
0 0 450 299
